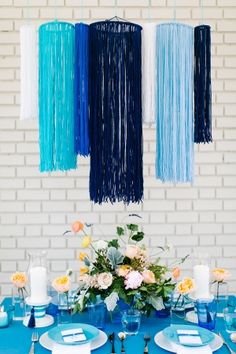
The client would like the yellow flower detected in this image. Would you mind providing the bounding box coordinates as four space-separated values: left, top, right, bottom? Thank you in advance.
78 252 88 261
117 265 132 277
212 268 230 282
11 272 27 288
80 266 89 275
52 275 71 293
82 235 92 248
177 277 195 294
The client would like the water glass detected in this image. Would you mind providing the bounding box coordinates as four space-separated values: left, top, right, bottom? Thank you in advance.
223 307 236 333
87 301 107 330
196 298 217 331
57 293 72 325
211 282 228 314
12 290 25 320
121 309 141 335
170 292 186 325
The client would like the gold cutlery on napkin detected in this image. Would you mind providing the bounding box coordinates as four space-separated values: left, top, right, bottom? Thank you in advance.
29 332 39 354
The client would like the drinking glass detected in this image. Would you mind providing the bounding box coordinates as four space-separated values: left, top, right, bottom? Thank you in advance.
87 300 107 330
196 298 217 331
170 292 187 325
121 309 141 335
223 307 236 333
57 293 72 325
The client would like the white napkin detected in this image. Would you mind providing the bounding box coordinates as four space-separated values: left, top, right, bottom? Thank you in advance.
172 343 212 354
52 342 91 354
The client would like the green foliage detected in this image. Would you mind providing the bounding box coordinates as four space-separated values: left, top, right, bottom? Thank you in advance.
108 239 119 249
131 231 144 242
116 226 125 236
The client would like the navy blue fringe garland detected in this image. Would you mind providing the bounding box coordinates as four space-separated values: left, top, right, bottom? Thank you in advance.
89 21 143 204
194 25 212 143
74 23 90 156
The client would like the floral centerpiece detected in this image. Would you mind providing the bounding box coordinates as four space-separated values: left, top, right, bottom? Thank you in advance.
66 218 185 316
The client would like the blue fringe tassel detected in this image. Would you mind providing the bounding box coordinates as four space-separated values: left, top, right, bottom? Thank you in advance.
74 23 90 156
39 22 77 172
194 25 212 144
156 23 194 183
89 21 143 204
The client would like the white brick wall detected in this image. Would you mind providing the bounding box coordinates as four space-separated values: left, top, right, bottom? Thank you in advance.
0 0 236 295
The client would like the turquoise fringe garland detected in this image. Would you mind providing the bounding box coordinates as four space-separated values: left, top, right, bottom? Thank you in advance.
39 21 77 172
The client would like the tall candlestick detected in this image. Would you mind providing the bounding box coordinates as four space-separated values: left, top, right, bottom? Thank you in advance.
30 266 47 303
193 264 210 299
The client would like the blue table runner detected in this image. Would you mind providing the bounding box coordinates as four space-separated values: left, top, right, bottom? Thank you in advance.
0 298 235 354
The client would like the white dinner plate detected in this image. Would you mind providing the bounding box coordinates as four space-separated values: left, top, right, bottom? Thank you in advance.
154 331 223 353
39 329 108 351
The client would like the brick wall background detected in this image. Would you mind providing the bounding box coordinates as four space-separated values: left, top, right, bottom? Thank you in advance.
0 0 236 296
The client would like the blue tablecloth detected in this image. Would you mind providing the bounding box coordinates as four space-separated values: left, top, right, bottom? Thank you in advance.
0 299 235 354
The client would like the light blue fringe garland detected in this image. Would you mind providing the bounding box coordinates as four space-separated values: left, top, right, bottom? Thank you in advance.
39 21 77 172
156 23 194 183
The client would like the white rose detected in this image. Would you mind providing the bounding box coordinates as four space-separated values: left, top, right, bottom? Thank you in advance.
97 272 113 290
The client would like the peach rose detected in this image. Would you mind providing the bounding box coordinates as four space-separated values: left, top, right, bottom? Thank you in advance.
72 221 84 233
172 267 181 280
142 269 156 284
11 272 27 288
52 275 71 293
177 277 195 295
212 268 230 282
125 245 141 259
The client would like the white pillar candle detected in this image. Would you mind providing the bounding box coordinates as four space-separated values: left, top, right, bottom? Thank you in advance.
193 264 210 299
30 266 47 303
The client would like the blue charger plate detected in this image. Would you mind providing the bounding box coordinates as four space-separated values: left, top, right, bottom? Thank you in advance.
47 323 99 345
163 325 215 347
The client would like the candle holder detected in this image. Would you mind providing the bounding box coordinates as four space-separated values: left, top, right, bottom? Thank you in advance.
23 251 54 328
23 296 54 328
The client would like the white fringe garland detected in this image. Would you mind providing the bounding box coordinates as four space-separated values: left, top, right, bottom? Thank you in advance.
20 24 38 120
142 23 157 124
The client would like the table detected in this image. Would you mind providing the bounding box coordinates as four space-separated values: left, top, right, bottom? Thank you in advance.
0 299 235 354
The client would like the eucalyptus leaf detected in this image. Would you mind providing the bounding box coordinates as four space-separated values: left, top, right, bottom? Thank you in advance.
147 295 164 311
84 257 90 267
107 247 124 269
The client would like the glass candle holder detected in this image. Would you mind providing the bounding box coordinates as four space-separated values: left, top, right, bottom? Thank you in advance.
121 309 141 336
196 298 217 331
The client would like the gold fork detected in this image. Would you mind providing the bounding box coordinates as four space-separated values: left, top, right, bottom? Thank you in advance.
29 331 39 354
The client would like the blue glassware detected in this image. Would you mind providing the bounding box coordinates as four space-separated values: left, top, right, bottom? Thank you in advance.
87 296 107 330
196 298 217 331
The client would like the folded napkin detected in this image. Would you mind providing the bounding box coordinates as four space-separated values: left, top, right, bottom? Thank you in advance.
52 342 91 354
173 344 212 354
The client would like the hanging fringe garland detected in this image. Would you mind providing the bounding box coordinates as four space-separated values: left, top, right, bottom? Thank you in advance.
74 23 90 156
89 21 143 204
156 23 194 183
142 23 157 124
39 22 77 172
194 25 212 143
20 24 38 120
